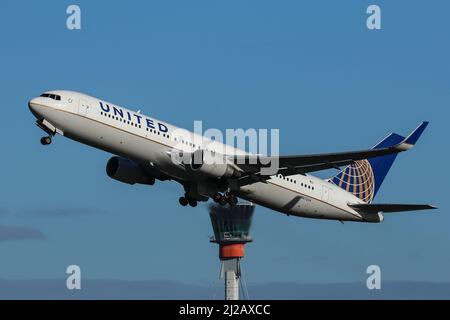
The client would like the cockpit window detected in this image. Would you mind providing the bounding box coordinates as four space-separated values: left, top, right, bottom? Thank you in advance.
40 93 61 101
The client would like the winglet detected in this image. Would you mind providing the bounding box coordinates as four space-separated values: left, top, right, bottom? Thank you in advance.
396 121 429 151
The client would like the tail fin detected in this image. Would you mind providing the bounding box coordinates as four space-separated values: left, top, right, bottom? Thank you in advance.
329 122 429 203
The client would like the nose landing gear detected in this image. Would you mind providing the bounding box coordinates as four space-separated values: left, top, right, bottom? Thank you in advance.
40 136 52 145
36 119 56 146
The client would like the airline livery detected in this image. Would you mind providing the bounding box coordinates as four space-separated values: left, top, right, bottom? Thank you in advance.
28 90 436 223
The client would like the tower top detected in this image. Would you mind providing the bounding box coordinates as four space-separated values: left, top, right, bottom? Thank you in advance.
208 203 255 245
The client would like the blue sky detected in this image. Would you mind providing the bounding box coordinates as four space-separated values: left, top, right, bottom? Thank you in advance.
0 0 448 294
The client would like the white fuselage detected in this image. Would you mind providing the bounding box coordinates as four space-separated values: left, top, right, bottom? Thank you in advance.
28 90 369 222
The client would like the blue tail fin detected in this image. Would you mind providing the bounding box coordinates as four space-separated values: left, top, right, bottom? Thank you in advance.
329 132 413 203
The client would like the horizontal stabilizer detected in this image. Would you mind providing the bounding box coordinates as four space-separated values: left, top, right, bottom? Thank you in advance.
348 203 437 214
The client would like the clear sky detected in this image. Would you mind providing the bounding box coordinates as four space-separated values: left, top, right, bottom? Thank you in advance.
0 0 448 292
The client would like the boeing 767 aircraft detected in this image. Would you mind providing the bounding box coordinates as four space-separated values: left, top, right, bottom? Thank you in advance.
28 90 436 223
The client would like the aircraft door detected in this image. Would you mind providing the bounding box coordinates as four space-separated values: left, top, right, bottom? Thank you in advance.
321 186 329 202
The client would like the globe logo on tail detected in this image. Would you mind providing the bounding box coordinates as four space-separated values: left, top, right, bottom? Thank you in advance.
330 160 375 203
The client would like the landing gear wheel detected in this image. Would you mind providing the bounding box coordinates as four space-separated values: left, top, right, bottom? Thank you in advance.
223 192 238 206
218 196 228 206
179 197 188 206
188 199 198 207
40 136 52 145
229 195 238 206
213 193 222 203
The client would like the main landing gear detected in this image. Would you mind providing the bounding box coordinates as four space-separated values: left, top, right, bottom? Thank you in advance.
179 192 237 207
179 195 198 207
40 136 52 146
213 192 238 206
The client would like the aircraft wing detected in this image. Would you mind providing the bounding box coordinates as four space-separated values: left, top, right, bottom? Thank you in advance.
233 122 428 185
348 203 437 214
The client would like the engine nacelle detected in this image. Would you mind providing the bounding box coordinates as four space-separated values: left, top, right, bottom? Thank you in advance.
106 157 155 185
189 149 240 179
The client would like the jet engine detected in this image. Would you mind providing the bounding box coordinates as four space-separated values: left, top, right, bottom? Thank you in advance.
106 156 155 185
189 149 240 179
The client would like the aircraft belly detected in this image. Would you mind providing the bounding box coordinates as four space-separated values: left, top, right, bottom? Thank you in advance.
239 181 360 221
238 182 314 217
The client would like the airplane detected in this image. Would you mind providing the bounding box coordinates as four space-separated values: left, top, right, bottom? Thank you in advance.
28 90 436 223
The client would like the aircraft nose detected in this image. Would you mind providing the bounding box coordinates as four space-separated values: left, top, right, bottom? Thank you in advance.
28 97 43 117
